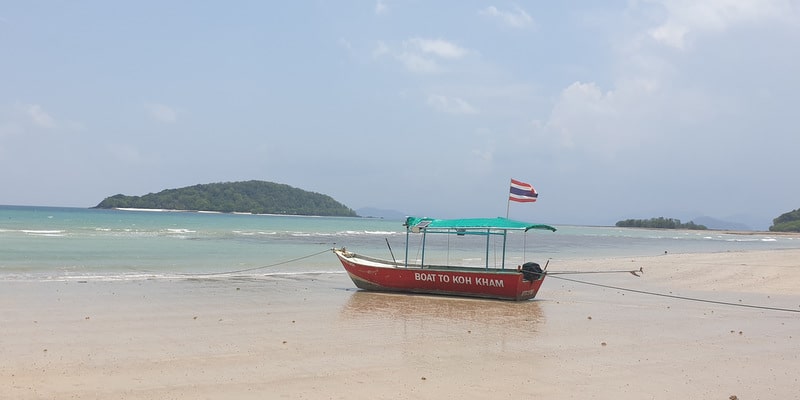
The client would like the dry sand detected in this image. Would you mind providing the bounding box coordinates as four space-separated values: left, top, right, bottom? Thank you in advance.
2 249 799 399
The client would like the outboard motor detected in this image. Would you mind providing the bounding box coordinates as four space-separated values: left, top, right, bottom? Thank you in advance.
521 262 544 281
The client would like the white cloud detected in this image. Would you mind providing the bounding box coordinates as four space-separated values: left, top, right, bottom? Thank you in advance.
645 0 799 49
374 38 470 74
405 38 467 59
397 52 441 74
480 5 533 28
541 80 662 158
145 103 177 123
547 82 612 149
27 104 55 128
375 0 388 15
648 23 689 50
427 94 478 114
372 40 390 58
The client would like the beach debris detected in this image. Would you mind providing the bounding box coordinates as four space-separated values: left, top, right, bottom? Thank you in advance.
421 376 427 381
85 316 90 320
729 396 738 400
193 316 198 320
587 316 592 320
601 342 607 347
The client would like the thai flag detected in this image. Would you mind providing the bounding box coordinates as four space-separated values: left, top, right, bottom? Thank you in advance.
509 179 538 203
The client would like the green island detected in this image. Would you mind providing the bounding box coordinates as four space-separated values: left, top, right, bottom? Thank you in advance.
93 180 357 217
770 208 800 232
615 217 707 230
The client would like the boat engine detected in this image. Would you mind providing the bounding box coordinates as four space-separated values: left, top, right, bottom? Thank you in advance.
521 262 544 281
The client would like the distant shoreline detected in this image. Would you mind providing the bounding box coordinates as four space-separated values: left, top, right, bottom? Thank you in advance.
710 229 800 237
609 225 799 236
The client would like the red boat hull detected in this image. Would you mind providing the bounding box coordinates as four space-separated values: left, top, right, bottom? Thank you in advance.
334 249 545 301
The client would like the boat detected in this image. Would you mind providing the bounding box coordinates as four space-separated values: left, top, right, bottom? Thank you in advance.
333 216 557 301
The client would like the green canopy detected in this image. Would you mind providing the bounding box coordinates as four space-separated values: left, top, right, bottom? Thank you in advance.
405 216 556 232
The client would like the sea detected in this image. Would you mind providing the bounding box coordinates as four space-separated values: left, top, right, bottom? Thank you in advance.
2 205 799 282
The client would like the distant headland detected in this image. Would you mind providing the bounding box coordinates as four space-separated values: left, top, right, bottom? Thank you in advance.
770 208 800 232
615 217 707 230
616 210 800 232
93 180 357 217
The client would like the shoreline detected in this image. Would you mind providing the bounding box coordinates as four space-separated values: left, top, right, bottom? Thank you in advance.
2 248 799 399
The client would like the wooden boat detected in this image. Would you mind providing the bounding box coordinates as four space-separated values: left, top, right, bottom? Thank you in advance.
333 216 556 301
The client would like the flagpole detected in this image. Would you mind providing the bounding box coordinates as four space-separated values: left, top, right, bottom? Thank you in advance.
506 178 511 219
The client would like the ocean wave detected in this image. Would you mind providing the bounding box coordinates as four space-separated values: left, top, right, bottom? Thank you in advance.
21 229 64 234
166 228 196 234
359 230 398 235
723 238 766 242
21 229 66 237
232 230 278 236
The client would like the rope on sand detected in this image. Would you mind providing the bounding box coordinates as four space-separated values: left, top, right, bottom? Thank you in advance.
138 248 334 277
548 267 643 277
547 274 800 313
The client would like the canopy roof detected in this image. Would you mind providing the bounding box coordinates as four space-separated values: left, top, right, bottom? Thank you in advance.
404 216 556 232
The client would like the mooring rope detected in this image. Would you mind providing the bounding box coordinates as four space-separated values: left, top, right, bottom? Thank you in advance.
548 268 643 276
154 248 334 277
547 274 800 313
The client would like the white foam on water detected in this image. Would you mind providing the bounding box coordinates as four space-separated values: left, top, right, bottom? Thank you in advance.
21 230 66 237
166 228 196 234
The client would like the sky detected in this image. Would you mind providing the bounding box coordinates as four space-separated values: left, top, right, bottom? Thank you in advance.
2 1 799 229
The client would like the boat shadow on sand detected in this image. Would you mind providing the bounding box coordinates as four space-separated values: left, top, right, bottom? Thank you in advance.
339 290 545 332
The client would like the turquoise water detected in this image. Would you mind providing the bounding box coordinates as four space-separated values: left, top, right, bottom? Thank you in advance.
2 205 798 282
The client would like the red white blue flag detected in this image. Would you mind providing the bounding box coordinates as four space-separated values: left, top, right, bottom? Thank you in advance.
509 179 538 203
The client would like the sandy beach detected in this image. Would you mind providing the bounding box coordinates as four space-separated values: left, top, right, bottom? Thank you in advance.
2 249 799 399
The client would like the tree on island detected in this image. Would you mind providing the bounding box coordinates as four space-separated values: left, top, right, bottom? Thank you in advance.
769 208 800 232
615 217 707 230
93 180 357 217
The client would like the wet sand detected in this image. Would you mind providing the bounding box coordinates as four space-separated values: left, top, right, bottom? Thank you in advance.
2 249 799 399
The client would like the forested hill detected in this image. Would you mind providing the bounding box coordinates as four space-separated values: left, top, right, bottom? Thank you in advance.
615 217 707 230
770 208 800 232
93 181 357 217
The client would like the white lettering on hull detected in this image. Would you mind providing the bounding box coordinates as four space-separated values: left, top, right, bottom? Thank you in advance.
475 277 504 287
414 272 437 282
414 272 505 288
